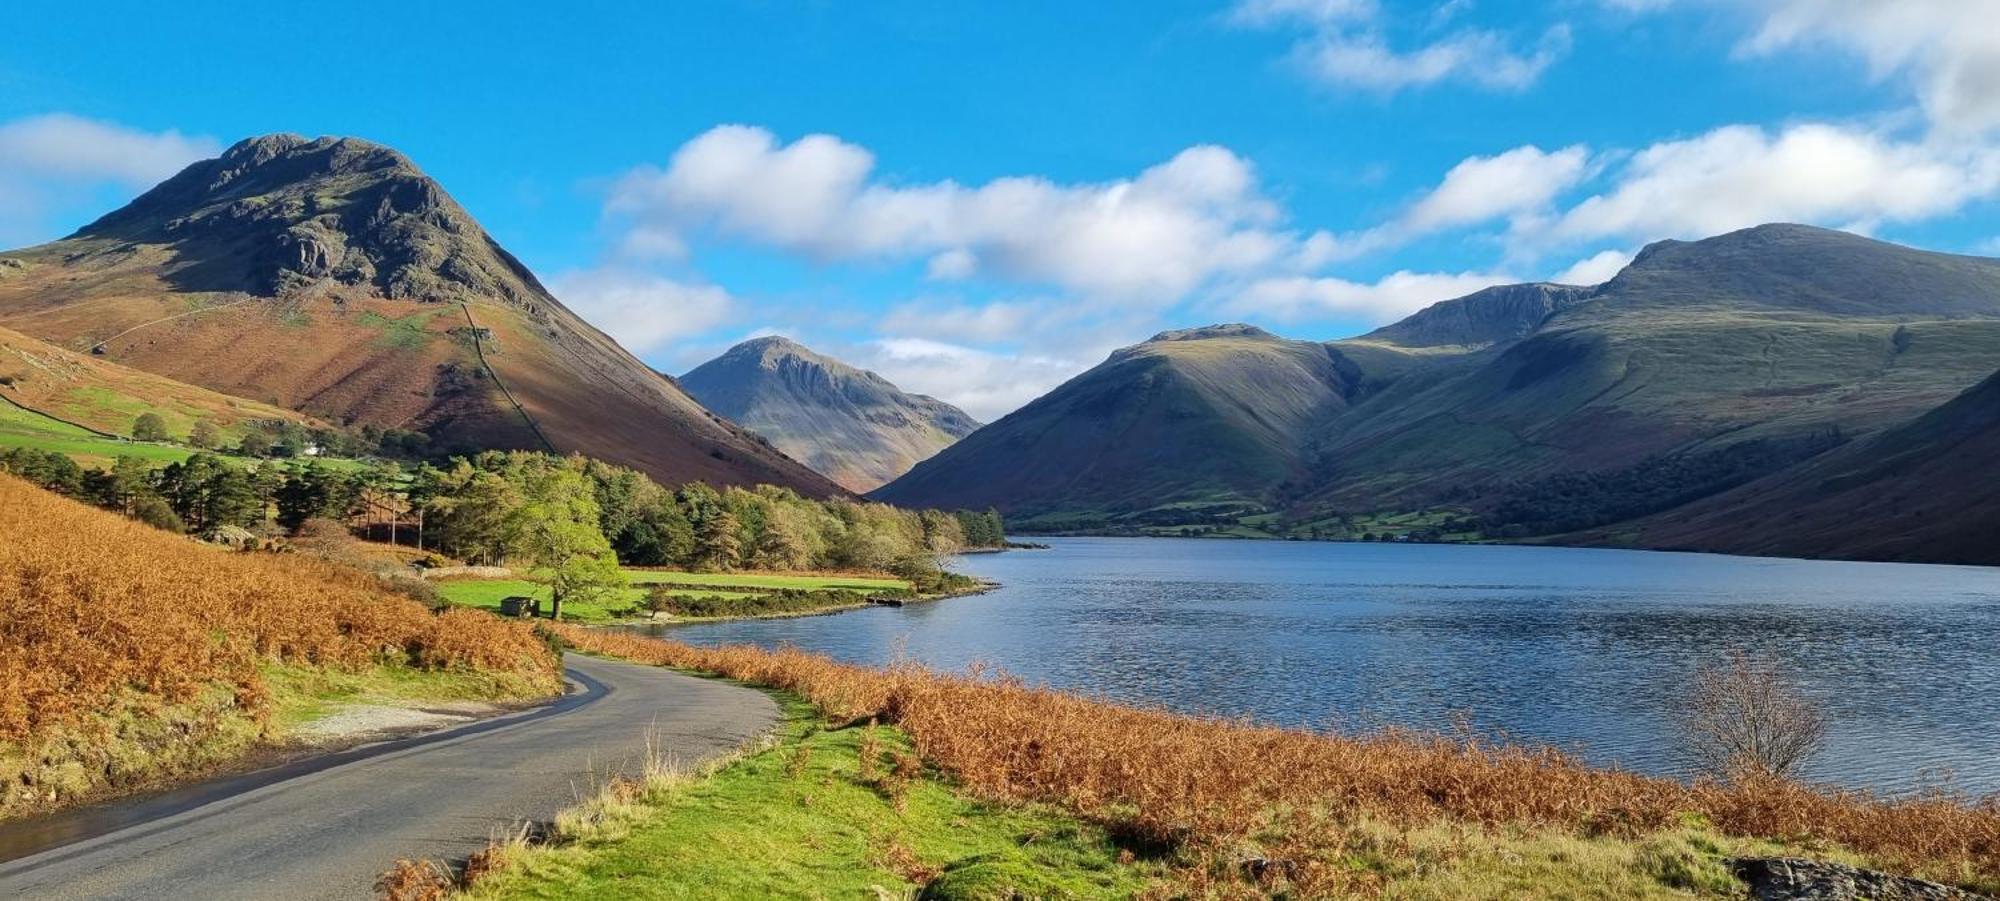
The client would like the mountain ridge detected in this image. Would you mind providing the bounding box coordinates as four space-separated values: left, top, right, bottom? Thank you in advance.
681 336 977 492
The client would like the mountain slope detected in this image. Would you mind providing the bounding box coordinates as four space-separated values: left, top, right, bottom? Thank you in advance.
0 134 840 495
873 325 1361 521
680 336 977 492
1619 368 2000 564
1304 224 2000 509
0 322 317 442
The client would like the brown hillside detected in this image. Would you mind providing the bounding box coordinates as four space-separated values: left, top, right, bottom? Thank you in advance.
0 321 319 440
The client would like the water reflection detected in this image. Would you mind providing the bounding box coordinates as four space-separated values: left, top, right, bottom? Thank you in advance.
632 538 2000 795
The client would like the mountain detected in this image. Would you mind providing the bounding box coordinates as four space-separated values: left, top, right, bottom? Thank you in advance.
877 225 2000 561
1305 224 2000 512
1619 367 2000 564
873 325 1358 522
679 336 978 492
0 134 840 495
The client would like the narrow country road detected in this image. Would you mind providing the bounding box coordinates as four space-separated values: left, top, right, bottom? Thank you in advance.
0 654 780 900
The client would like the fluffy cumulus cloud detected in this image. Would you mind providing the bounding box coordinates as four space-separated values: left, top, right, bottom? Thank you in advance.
0 113 219 245
1324 144 1592 260
606 125 1294 301
1232 0 1570 93
1549 122 1999 243
1224 269 1519 323
548 269 736 355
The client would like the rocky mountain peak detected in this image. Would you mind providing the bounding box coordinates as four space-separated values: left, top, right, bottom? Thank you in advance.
1147 323 1277 343
67 133 550 310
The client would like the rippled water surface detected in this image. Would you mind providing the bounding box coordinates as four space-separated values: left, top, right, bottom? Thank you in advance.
638 538 2000 795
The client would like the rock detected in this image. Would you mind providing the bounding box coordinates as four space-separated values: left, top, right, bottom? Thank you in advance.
1733 858 1991 901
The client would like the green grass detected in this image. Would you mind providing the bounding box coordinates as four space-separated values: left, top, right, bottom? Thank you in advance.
357 310 444 349
437 570 910 623
0 397 373 472
0 400 197 464
464 699 1162 900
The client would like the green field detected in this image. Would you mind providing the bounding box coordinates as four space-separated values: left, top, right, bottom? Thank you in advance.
436 570 909 623
0 396 370 472
0 400 199 464
464 699 1159 899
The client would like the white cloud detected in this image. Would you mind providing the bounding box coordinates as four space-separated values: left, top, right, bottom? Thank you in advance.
1552 249 1634 285
878 299 1054 345
0 113 218 187
1225 270 1518 324
0 113 220 246
1325 144 1591 259
548 269 736 355
848 336 1102 422
606 126 1295 301
1296 24 1572 93
1402 145 1591 235
1549 122 1999 243
1232 0 1571 94
1741 0 2000 134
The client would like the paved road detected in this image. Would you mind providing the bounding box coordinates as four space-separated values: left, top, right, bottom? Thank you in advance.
0 654 780 900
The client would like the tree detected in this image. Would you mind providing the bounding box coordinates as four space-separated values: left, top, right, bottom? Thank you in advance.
130 495 186 533
236 431 273 458
751 503 814 570
1677 653 1828 781
132 412 169 442
509 463 624 620
188 419 221 450
695 508 742 571
276 464 356 531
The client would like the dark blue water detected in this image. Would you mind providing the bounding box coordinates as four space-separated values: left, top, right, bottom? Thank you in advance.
636 538 2000 796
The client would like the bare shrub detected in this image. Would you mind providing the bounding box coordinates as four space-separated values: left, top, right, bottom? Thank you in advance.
1678 652 1829 781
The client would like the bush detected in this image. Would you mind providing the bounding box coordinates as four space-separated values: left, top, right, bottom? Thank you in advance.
1678 653 1828 781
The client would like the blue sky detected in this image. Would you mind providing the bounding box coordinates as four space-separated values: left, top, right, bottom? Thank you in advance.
4 0 1997 419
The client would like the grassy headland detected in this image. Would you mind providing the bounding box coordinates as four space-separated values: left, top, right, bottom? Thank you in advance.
508 628 2000 899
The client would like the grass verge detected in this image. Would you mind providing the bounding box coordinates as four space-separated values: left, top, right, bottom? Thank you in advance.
457 698 1163 900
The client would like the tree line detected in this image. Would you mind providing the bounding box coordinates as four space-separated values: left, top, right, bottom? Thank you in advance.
0 446 1007 584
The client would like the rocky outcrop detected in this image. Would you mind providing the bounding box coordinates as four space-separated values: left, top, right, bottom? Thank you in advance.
1733 858 1990 901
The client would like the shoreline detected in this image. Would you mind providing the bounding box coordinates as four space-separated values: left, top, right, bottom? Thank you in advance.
612 577 1000 628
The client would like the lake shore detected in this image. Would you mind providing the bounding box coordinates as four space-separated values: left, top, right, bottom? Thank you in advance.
444 627 2000 900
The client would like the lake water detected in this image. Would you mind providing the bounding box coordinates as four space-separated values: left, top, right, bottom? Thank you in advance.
636 537 2000 796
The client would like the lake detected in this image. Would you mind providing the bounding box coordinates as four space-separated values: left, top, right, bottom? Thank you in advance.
635 537 2000 796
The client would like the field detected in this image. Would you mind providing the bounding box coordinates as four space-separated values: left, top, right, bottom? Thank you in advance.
543 628 2000 898
435 569 909 623
0 321 319 445
461 699 1159 899
0 474 561 818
